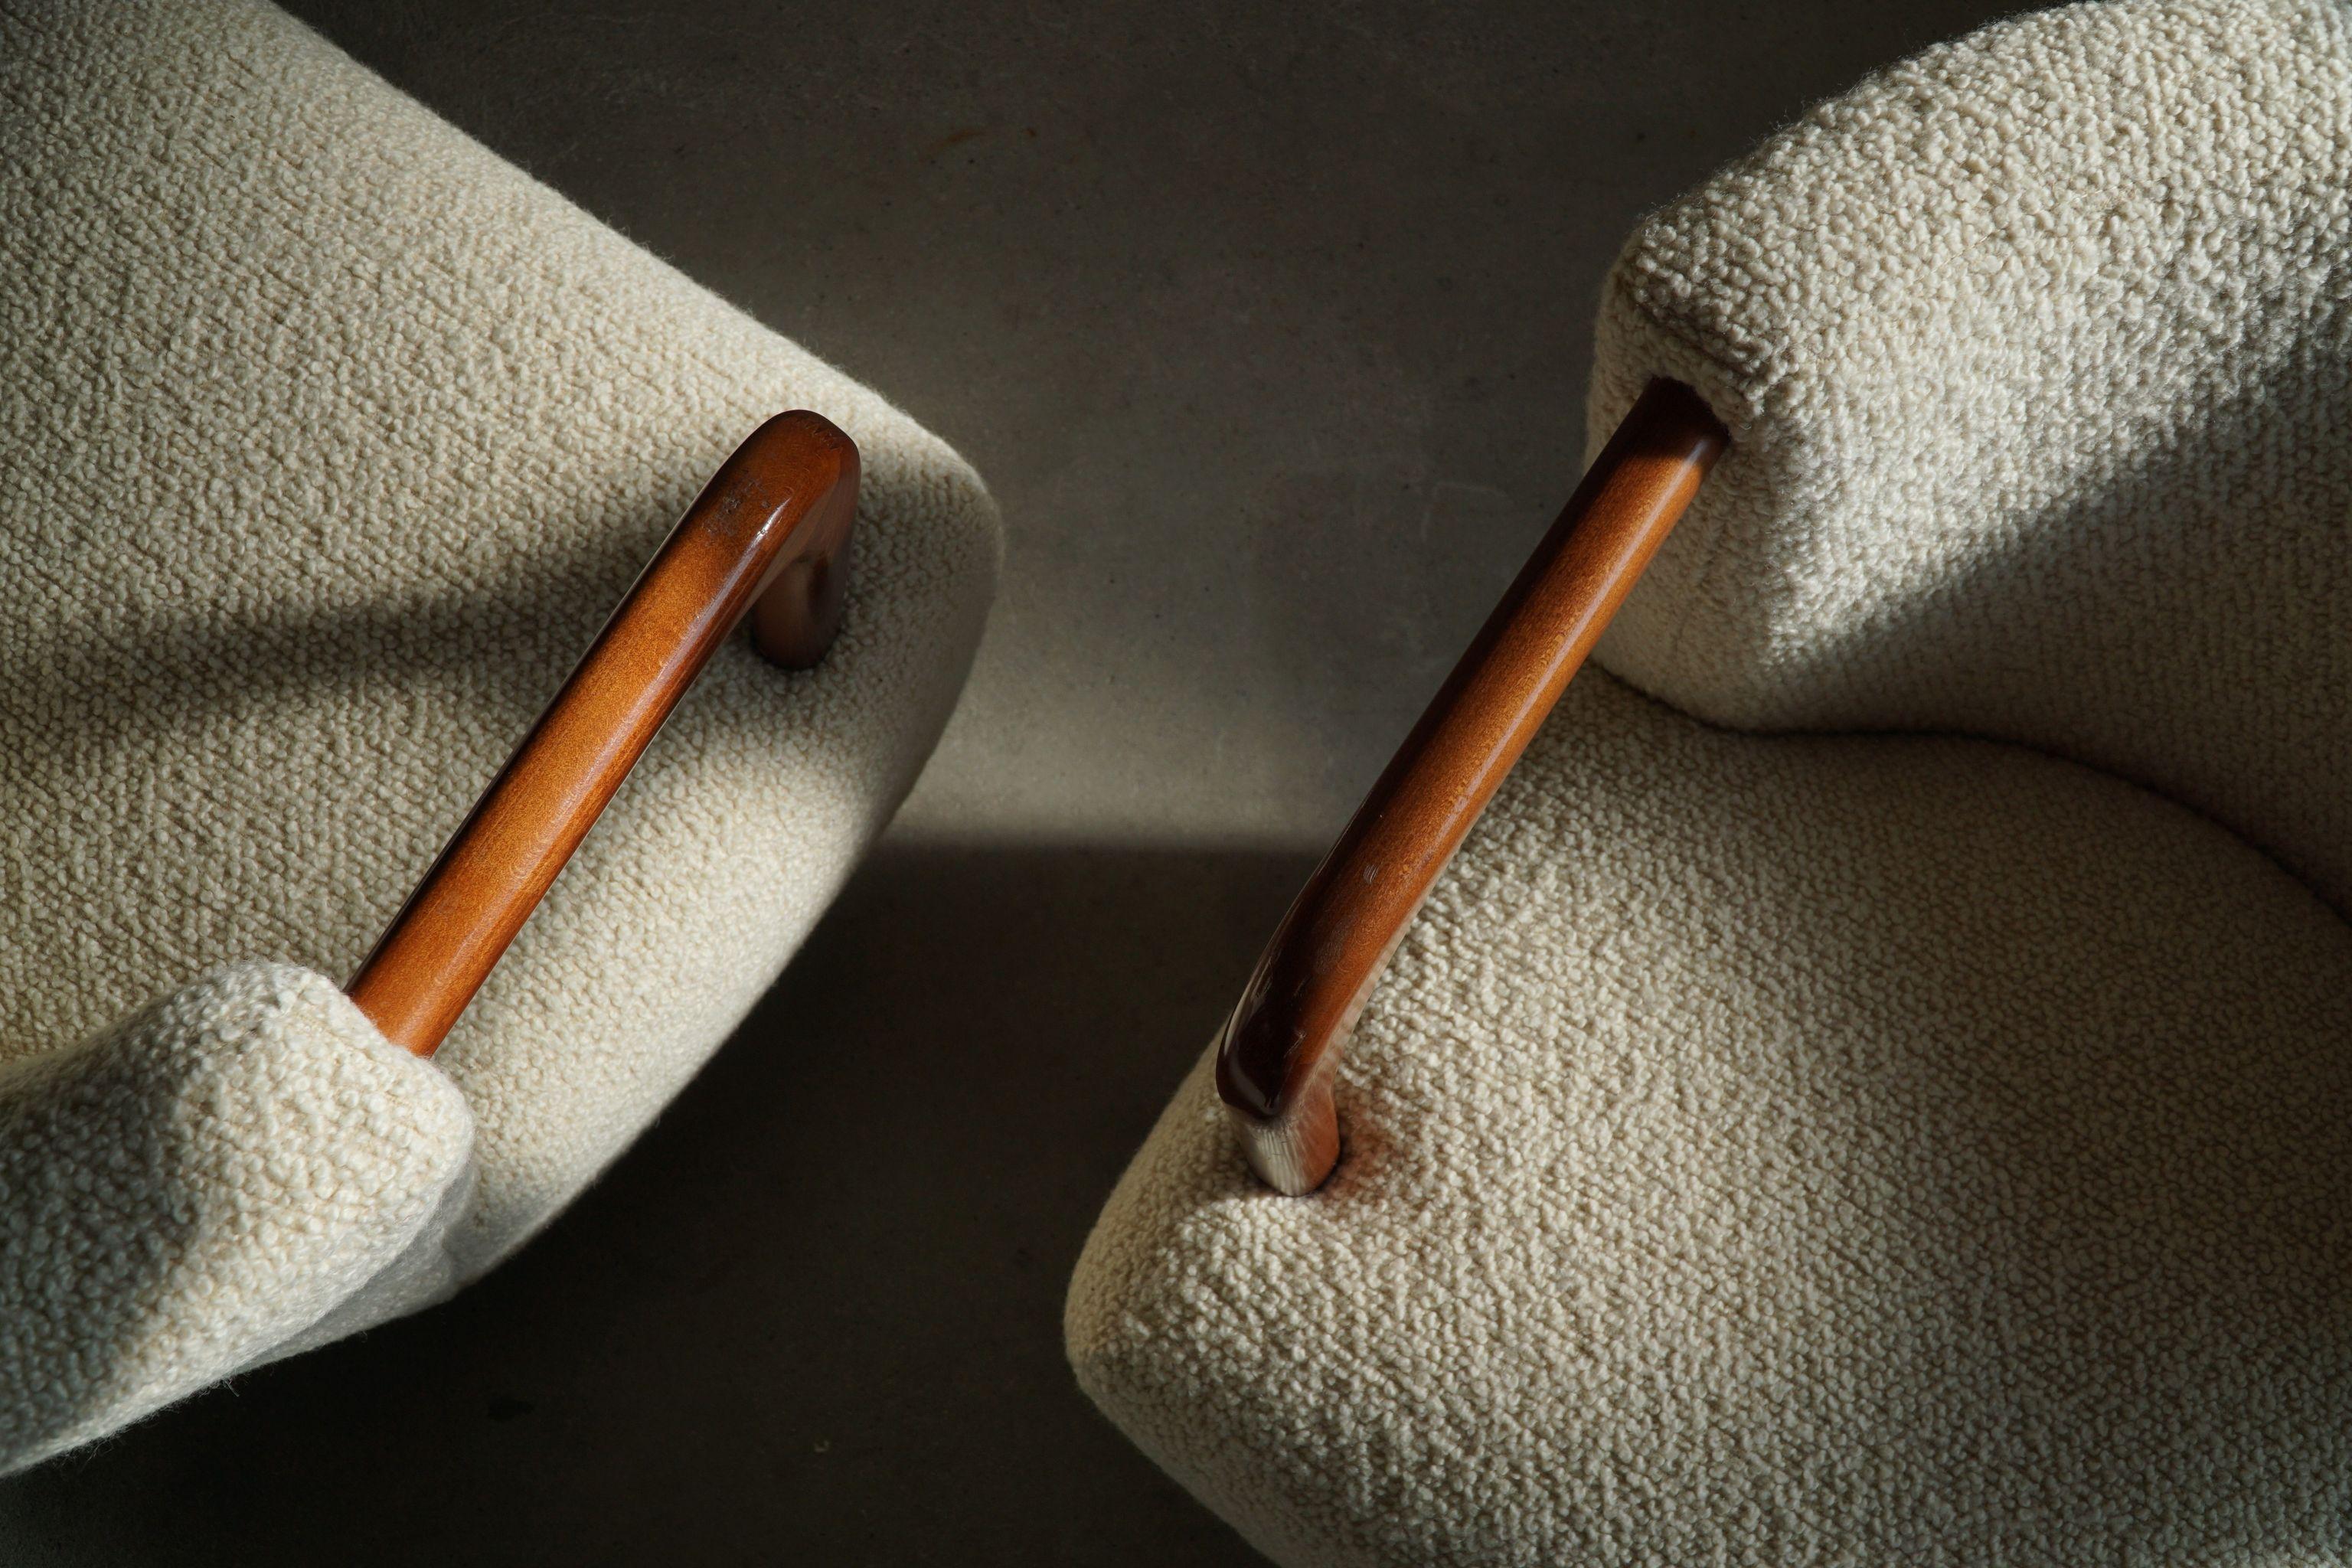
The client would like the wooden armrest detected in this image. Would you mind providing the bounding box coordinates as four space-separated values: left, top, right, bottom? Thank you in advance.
347 411 860 1057
1214 378 1728 1194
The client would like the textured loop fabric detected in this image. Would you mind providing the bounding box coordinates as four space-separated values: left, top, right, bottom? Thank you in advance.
1586 0 2352 908
0 1 997 1469
0 964 472 1477
1070 2 2352 1561
1070 675 2352 1566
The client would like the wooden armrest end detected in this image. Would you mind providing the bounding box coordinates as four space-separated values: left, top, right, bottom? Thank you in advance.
1215 379 1727 1194
348 411 860 1058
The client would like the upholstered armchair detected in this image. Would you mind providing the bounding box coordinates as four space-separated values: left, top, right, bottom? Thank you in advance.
1068 1 2352 1561
0 2 998 1472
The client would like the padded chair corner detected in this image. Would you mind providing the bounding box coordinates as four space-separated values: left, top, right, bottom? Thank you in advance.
0 962 474 1476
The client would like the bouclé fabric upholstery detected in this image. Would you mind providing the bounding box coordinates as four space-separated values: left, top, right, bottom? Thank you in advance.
1587 0 2352 907
0 965 472 1473
0 0 998 1471
1067 2 2352 1562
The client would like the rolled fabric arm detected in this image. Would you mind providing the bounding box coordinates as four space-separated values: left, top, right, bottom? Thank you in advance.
1214 379 1727 1194
347 411 860 1057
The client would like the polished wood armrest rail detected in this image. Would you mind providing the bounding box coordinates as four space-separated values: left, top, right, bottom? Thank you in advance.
346 411 860 1057
1214 378 1729 1194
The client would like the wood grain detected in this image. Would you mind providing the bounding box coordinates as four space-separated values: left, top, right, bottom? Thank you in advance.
347 411 861 1057
1214 378 1728 1194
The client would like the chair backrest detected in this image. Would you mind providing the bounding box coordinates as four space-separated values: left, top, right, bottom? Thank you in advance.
1587 0 2352 908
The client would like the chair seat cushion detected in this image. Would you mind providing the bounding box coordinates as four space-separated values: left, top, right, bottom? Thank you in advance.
0 0 998 1292
1067 673 2352 1566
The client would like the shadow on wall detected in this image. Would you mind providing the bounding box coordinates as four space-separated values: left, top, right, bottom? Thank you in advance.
0 841 1307 1568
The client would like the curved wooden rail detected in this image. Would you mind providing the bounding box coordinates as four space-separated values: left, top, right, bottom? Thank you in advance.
1214 378 1728 1194
347 411 860 1057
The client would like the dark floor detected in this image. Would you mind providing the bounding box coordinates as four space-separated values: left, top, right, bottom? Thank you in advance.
0 2 2018 1560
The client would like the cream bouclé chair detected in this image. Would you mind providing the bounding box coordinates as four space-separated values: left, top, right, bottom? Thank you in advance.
1068 1 2352 1562
0 2 998 1472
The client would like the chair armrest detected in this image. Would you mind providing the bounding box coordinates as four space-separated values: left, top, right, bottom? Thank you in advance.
1214 379 1726 1193
346 411 860 1057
